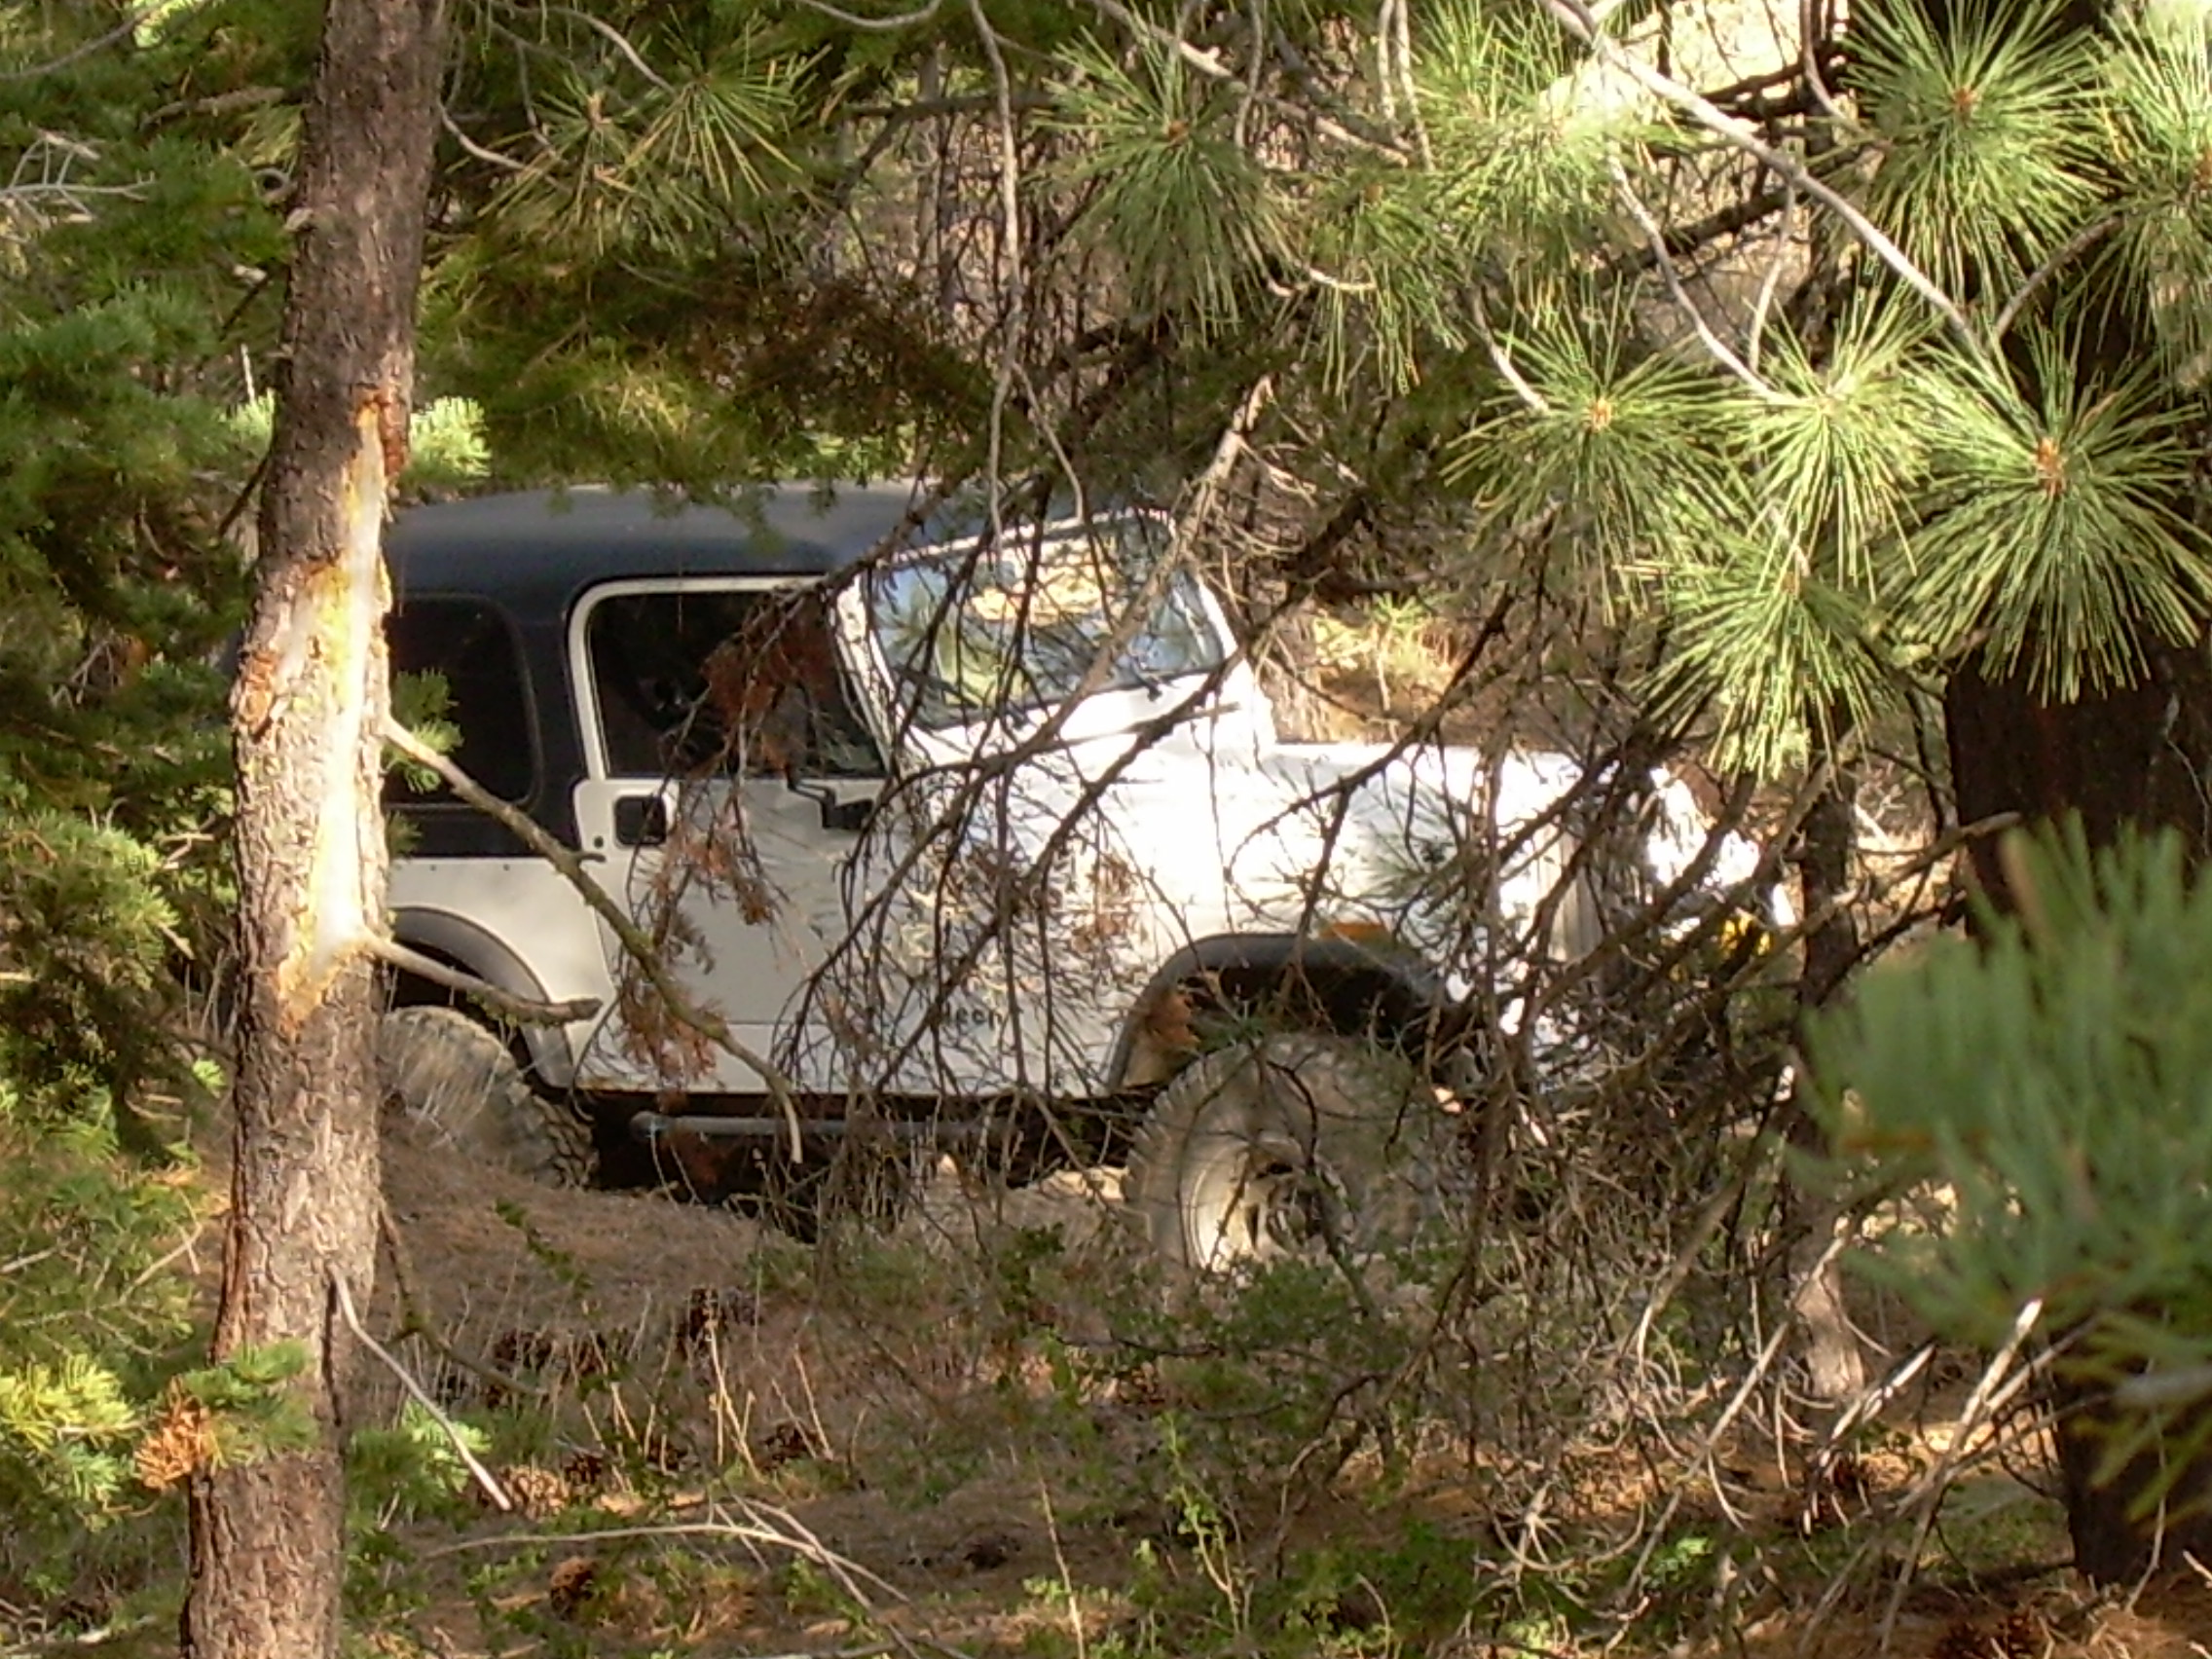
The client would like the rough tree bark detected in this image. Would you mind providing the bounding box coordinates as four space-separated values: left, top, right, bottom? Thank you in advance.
1787 749 1867 1426
183 3 446 1655
1947 645 2212 1582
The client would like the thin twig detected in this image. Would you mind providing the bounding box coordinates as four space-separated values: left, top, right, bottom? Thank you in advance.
534 3 672 91
1610 160 1775 396
375 1204 547 1403
1623 1229 1851 1596
1992 213 2121 342
422 1508 906 1604
0 1615 162 1656
791 0 943 29
1081 0 1402 158
0 7 163 81
966 0 1024 541
1876 1296 2046 1652
332 1272 515 1512
1473 293 1550 414
439 107 529 173
1547 0 1974 342
1799 0 1851 126
1746 174 1797 373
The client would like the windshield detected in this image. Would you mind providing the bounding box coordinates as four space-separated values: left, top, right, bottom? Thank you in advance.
866 517 1226 731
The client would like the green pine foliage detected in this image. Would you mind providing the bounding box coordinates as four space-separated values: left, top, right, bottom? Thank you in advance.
2104 19 2212 387
1415 0 1654 262
140 0 2185 780
1907 332 2212 697
1807 830 2212 1425
1852 0 2104 296
1747 308 1932 596
0 3 275 1100
1050 34 1287 340
0 0 278 1578
1445 301 1746 588
0 1106 201 1548
387 0 2203 772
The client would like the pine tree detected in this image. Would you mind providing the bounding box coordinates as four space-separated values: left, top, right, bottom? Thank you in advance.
1810 829 2212 1576
0 6 271 1127
0 0 279 1580
181 0 446 1649
500 0 2212 1578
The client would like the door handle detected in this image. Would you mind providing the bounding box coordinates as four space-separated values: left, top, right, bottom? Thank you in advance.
613 793 670 847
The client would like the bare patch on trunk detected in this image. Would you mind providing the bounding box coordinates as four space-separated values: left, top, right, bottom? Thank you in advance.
276 397 390 1024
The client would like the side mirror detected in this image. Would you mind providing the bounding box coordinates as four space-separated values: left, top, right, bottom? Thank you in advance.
782 772 875 834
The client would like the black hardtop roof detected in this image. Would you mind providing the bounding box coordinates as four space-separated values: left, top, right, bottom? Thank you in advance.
387 482 949 618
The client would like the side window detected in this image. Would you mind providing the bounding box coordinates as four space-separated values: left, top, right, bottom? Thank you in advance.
386 598 535 803
585 587 880 781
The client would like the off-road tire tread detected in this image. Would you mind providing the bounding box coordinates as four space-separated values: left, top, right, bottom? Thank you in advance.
1123 1031 1454 1273
378 1006 595 1186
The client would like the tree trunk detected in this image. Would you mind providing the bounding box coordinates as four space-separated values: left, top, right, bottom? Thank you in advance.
1946 646 2212 901
1947 643 2212 1582
1788 742 1866 1422
183 3 445 1656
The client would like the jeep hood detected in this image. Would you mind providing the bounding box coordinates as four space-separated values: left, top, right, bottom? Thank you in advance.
971 727 1774 951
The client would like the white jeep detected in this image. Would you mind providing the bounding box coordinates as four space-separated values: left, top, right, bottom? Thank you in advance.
380 483 1765 1265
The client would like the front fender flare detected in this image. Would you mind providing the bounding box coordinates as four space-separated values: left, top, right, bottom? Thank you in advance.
1106 933 1473 1090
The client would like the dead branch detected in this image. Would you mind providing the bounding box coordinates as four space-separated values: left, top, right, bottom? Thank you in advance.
383 717 807 1161
366 936 600 1025
332 1271 515 1512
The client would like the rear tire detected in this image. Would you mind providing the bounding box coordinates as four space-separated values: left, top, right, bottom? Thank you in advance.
1123 1033 1460 1274
378 1006 595 1186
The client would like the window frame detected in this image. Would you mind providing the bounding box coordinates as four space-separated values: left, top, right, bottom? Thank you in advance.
385 592 542 810
570 575 879 784
858 515 1232 735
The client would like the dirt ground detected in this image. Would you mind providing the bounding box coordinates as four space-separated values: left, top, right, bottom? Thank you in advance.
301 1126 2212 1659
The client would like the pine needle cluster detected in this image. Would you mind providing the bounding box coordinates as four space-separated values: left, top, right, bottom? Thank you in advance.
1808 829 2212 1516
0 1109 201 1546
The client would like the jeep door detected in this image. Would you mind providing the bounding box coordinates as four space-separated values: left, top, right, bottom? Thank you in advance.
566 578 885 1093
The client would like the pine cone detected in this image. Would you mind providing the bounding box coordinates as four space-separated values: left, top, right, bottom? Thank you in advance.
1993 1606 2045 1659
1114 1365 1167 1409
756 1420 824 1471
492 1329 556 1373
561 1448 608 1492
546 1556 600 1622
500 1462 571 1519
679 1287 756 1353
560 1331 614 1380
1930 1618 1989 1659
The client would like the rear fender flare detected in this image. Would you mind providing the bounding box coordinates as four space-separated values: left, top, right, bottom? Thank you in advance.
387 907 581 1088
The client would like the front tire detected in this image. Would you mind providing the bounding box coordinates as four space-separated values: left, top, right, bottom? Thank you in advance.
378 1006 595 1186
1123 1033 1459 1274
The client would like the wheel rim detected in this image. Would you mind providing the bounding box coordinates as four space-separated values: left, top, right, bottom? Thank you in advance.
1184 1131 1349 1269
1124 1031 1458 1276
